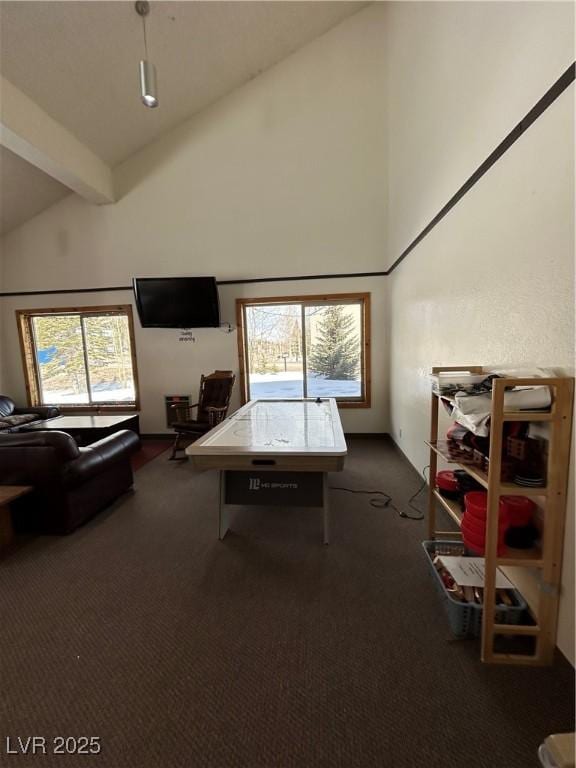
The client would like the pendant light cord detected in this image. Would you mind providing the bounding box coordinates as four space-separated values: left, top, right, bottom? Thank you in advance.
142 14 149 58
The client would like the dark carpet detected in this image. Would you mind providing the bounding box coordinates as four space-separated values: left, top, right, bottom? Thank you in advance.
1 439 573 768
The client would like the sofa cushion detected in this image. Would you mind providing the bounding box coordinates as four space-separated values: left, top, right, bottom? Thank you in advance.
0 395 15 418
0 413 41 429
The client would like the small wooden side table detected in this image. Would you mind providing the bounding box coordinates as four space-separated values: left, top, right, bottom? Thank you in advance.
0 485 32 554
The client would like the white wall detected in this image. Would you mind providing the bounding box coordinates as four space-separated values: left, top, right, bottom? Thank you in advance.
384 2 575 663
383 0 574 268
0 6 389 434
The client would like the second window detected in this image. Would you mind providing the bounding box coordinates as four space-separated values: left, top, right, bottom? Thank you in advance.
237 293 370 406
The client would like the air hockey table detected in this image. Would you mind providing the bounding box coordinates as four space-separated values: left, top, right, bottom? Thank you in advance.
186 398 347 544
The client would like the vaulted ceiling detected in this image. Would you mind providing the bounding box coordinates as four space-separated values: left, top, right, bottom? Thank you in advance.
0 1 367 236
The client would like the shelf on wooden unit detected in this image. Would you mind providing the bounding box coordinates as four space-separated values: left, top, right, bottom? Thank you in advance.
425 441 489 489
502 411 554 422
432 490 463 525
497 549 544 567
492 624 541 637
426 441 549 497
433 390 554 423
499 483 547 498
483 653 543 666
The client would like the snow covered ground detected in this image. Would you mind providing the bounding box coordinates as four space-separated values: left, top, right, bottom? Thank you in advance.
41 375 358 404
248 371 360 399
41 386 135 404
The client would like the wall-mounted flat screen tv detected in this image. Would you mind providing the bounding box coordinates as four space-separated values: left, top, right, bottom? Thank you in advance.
133 277 220 328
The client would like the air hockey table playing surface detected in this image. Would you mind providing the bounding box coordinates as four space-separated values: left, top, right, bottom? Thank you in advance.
186 398 347 543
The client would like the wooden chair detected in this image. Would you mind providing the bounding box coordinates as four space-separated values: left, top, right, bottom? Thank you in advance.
169 370 235 460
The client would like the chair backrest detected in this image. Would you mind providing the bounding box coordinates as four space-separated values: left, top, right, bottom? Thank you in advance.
197 371 235 423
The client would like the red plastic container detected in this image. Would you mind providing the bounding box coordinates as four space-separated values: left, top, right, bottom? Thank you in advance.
500 496 536 527
437 471 459 492
461 512 482 536
464 491 509 524
461 512 502 537
464 491 489 518
436 470 460 500
461 519 506 556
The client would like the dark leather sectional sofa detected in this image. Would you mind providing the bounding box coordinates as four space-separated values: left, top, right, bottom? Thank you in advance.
0 395 60 432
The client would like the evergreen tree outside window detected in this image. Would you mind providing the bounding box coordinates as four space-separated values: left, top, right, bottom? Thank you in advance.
237 294 370 406
307 305 360 381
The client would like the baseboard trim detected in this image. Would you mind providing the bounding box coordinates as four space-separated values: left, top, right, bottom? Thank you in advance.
345 432 390 439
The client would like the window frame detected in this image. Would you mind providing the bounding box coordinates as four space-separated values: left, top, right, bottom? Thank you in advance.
236 292 371 408
16 304 140 412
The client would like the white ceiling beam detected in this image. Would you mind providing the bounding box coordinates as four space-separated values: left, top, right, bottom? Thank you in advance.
0 76 115 204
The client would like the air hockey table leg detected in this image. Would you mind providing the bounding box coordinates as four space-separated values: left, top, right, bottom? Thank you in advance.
323 473 330 545
219 470 230 540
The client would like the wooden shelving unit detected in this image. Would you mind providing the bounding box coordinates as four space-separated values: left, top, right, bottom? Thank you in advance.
427 365 574 665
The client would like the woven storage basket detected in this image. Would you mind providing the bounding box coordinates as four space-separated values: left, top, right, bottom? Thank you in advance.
422 541 528 638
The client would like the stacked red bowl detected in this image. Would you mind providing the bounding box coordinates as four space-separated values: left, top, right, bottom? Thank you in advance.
462 491 507 556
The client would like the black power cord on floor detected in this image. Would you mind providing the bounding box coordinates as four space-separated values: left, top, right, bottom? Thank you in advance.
330 465 430 521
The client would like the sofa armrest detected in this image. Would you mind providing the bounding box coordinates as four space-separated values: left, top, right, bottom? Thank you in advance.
63 429 140 487
13 405 60 419
89 430 141 461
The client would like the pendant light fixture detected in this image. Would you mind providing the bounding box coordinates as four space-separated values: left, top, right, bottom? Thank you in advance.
135 1 158 108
